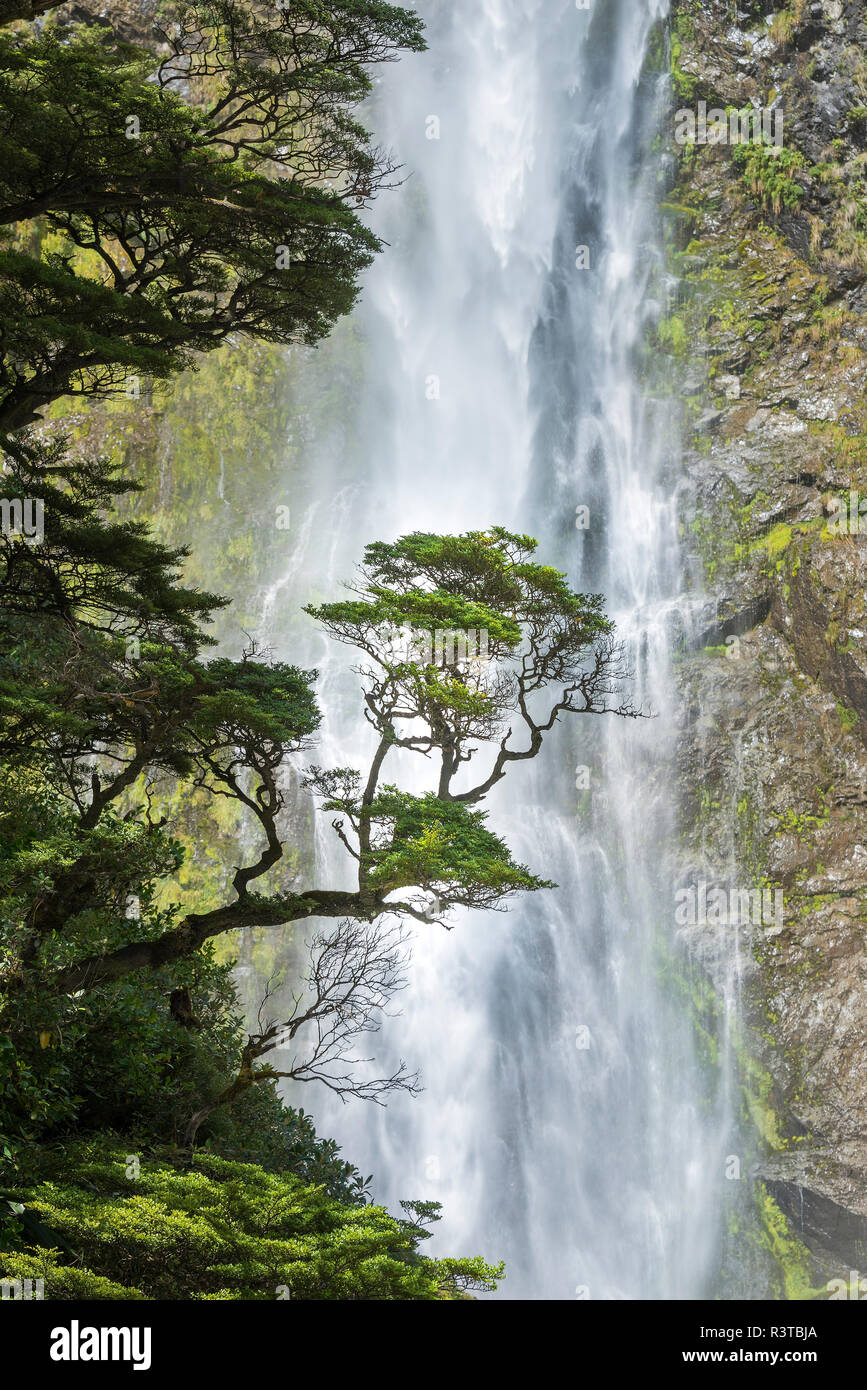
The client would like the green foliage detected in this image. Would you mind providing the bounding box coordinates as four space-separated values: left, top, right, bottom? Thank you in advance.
360 787 552 903
0 432 222 653
0 825 371 1207
835 699 858 734
0 1140 503 1300
0 2 426 427
732 143 806 215
847 106 867 135
658 314 688 355
0 0 515 1300
0 939 232 1144
206 1097 372 1204
358 527 605 630
303 527 622 916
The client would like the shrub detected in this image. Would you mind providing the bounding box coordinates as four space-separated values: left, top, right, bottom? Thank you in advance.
0 1141 503 1300
732 143 806 215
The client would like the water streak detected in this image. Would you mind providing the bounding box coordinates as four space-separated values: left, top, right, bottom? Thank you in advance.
265 0 735 1299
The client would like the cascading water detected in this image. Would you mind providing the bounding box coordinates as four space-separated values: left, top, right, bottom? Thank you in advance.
262 0 739 1299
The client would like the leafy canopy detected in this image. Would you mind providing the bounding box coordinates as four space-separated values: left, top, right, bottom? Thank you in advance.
0 502 630 1004
305 528 633 910
0 2 426 428
1 1140 502 1299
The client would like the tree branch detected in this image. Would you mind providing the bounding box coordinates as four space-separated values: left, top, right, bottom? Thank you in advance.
48 889 382 996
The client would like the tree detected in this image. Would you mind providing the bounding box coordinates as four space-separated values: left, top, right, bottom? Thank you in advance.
0 1 426 429
0 433 318 988
0 0 515 1293
305 526 636 807
0 452 635 1008
183 918 419 1145
0 1140 504 1298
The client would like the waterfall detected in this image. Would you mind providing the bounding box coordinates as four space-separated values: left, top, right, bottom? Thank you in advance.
263 0 736 1299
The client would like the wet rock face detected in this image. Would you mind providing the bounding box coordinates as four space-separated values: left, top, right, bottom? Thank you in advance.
669 0 867 1275
678 629 867 1242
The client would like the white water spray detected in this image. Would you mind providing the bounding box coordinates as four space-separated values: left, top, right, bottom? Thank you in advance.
264 0 736 1299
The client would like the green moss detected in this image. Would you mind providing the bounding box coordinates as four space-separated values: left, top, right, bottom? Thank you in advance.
754 1184 822 1301
658 313 689 355
774 788 831 843
670 33 696 102
751 522 793 559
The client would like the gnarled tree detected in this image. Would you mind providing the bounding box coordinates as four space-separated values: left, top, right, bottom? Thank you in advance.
0 0 425 429
0 450 636 1007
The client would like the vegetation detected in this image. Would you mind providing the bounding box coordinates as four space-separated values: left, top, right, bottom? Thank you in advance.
1 1141 502 1299
731 143 806 217
0 0 425 430
0 0 634 1299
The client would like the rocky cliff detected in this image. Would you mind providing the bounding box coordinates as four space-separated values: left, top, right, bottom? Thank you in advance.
667 0 867 1286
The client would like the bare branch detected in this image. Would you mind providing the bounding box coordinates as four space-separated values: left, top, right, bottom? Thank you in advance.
183 918 419 1143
